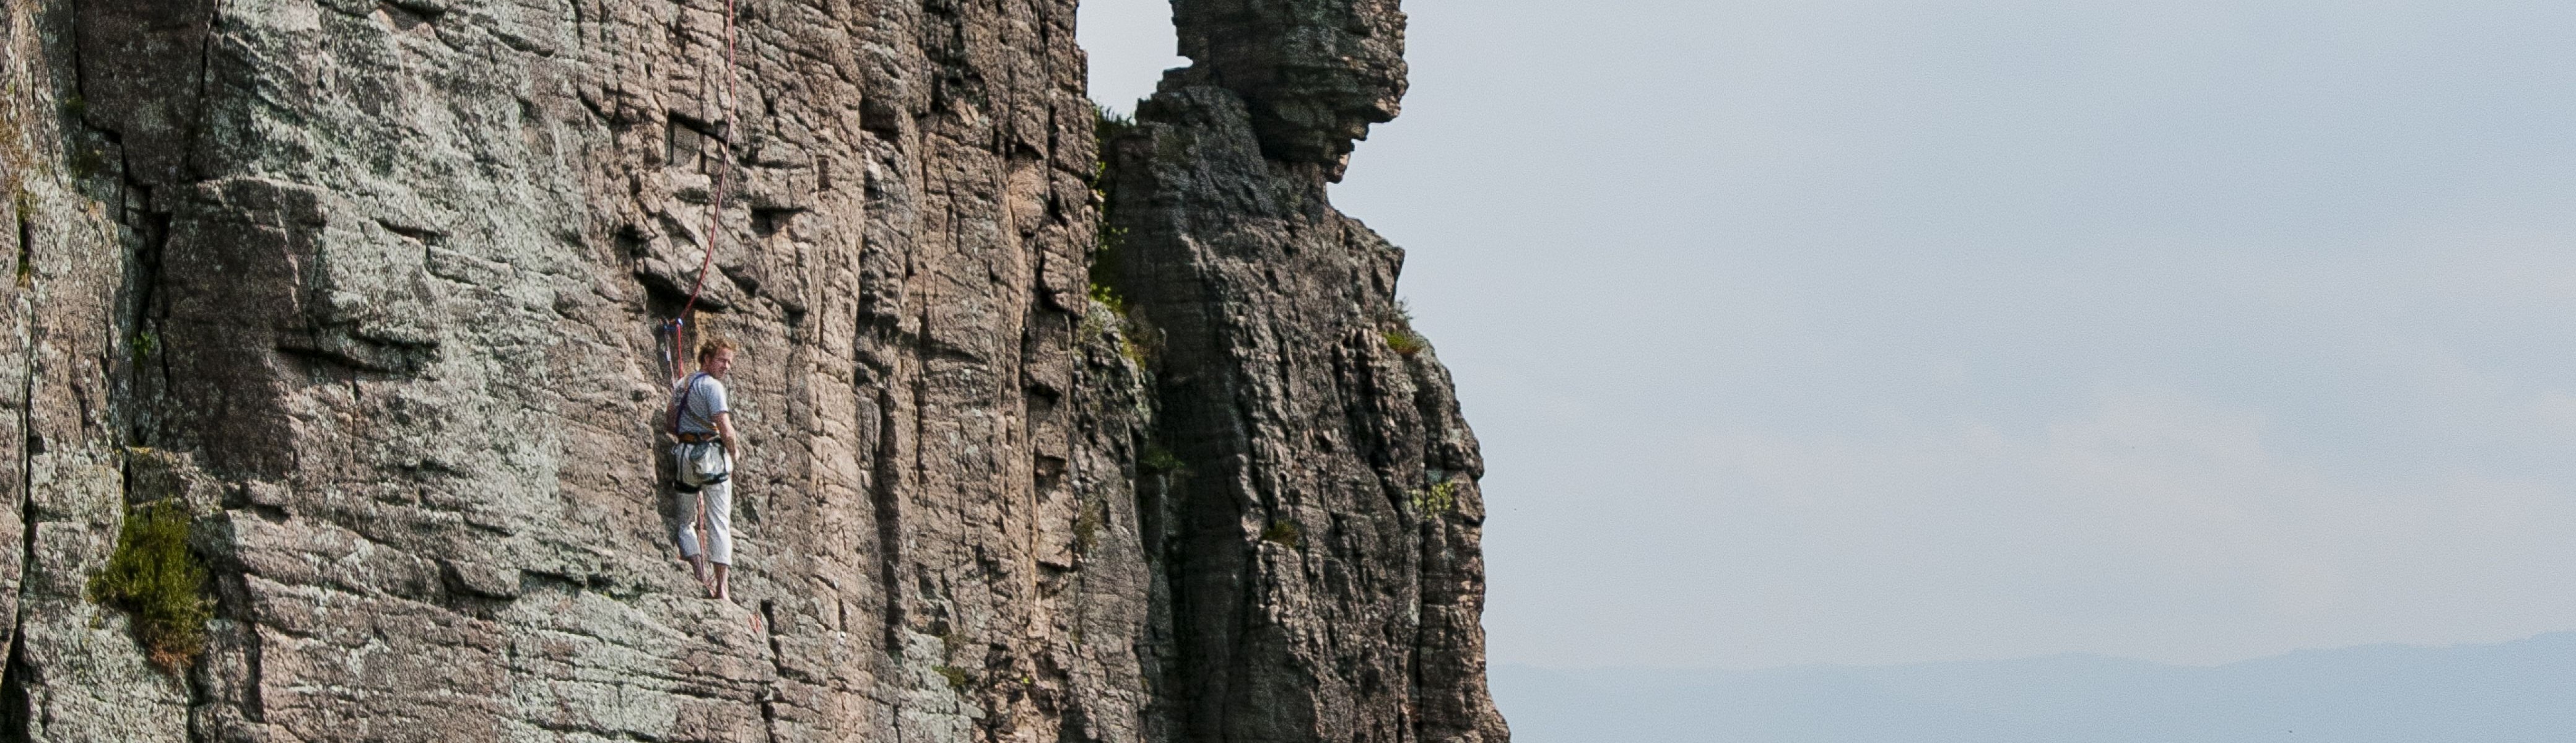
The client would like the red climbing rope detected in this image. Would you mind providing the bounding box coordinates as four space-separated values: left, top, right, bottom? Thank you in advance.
669 0 741 383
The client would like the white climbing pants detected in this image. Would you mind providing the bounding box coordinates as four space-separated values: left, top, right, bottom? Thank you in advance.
677 479 733 565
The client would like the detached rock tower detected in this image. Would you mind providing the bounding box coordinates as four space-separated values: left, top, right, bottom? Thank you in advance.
0 0 1505 739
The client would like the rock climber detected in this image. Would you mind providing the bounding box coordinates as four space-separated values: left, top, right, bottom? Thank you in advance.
670 336 744 600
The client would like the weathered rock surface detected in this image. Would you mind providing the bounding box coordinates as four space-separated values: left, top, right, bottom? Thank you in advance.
1100 27 1502 743
1168 0 1405 177
0 0 1502 739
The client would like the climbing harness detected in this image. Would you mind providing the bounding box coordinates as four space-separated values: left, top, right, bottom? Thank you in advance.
670 372 731 490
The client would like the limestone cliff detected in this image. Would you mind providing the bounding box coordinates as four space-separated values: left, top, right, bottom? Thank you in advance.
0 0 1503 739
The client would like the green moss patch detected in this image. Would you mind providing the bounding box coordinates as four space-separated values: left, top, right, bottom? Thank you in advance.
89 500 211 671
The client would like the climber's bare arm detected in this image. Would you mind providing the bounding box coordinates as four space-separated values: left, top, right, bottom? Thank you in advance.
715 411 741 458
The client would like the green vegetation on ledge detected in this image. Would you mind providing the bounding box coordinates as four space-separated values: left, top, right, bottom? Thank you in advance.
1261 519 1304 548
88 500 211 671
1382 300 1429 356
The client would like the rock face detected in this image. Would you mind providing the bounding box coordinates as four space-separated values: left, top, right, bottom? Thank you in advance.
0 0 1503 739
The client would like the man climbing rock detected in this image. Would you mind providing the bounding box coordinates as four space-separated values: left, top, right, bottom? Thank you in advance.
670 337 744 600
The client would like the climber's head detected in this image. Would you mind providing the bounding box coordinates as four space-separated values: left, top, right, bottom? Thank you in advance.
698 337 739 378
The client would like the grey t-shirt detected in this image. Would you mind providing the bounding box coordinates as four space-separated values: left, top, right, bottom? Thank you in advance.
670 373 730 435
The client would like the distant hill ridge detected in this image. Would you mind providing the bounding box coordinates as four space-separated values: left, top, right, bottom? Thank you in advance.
1497 632 2576 742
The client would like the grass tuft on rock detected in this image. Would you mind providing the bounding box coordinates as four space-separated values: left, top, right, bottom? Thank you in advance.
1380 300 1429 356
1260 519 1302 548
1382 328 1429 356
89 500 211 671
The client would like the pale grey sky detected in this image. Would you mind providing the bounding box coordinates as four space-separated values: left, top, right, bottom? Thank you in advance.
1081 0 2576 670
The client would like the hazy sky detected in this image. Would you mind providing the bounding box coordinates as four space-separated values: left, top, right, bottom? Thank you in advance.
1080 0 2576 670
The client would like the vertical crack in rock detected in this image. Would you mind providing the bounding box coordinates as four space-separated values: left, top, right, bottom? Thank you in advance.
0 329 31 742
759 597 785 743
872 385 910 658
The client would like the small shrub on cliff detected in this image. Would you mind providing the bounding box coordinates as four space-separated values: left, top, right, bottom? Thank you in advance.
1140 445 1185 474
1260 519 1303 548
1089 282 1126 316
1088 103 1155 369
1089 104 1134 300
1380 300 1429 356
1382 328 1429 356
129 329 159 370
89 500 211 671
1094 104 1135 159
1079 284 1156 366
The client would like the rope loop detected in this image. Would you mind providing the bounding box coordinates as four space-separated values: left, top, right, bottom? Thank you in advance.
671 0 741 383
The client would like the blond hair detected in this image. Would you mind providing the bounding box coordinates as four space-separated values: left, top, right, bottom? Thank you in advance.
697 336 738 362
